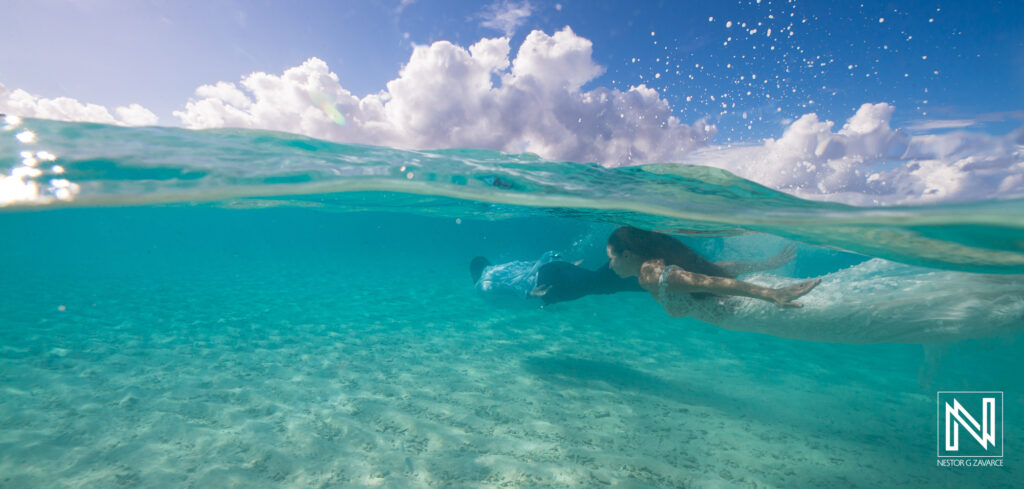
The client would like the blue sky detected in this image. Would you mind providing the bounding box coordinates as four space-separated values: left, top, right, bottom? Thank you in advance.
3 0 1024 206
2 0 1021 139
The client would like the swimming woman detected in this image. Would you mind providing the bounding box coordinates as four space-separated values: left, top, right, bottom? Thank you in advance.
606 226 820 307
471 242 797 307
606 226 1024 344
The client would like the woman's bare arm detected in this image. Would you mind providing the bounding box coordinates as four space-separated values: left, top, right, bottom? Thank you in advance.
661 262 819 307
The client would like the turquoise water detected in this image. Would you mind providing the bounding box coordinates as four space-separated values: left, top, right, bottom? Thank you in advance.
1 119 1023 487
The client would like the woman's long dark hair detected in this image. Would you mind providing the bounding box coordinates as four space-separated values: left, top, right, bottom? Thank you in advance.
607 226 733 278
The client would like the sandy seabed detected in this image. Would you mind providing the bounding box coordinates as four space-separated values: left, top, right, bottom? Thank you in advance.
1 260 1021 489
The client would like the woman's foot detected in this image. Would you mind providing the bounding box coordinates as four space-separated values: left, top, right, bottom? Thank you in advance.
769 278 821 308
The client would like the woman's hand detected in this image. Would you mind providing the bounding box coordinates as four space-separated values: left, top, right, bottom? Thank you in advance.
767 278 821 308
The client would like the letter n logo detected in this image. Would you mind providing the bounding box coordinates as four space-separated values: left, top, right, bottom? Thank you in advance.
937 391 1003 458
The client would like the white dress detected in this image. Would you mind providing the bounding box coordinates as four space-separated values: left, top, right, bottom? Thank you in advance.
655 259 1024 344
475 251 558 304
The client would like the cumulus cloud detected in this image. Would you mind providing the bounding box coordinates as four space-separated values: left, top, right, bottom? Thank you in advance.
479 1 533 36
0 83 158 126
171 28 1023 205
4 27 1019 207
686 103 1024 205
174 27 714 166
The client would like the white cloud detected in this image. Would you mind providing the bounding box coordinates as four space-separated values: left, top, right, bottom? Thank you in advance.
115 104 160 126
479 1 533 37
684 103 1024 205
171 29 1023 205
0 83 158 126
174 27 714 166
4 28 1020 207
906 119 978 131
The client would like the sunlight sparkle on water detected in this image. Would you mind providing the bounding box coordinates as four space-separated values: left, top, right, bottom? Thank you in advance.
15 131 36 143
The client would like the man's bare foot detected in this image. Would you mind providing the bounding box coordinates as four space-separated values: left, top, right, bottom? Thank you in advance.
770 278 821 308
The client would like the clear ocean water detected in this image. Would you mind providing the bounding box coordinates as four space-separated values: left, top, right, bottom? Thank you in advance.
1 119 1022 488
